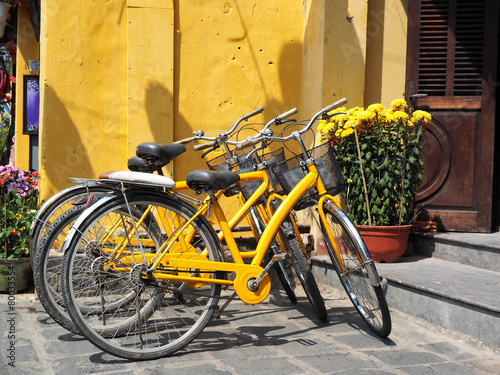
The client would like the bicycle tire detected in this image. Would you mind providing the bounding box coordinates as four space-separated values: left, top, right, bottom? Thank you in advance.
280 218 328 321
34 203 163 335
30 184 114 260
61 191 223 360
33 205 87 333
270 247 297 304
320 200 391 337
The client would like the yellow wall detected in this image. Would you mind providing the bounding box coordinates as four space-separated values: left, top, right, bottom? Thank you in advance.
38 0 128 199
127 0 174 160
364 0 408 106
14 6 39 170
15 0 408 202
173 1 305 182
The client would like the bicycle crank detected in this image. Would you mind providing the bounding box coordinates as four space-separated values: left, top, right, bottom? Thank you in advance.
234 269 271 305
233 253 288 304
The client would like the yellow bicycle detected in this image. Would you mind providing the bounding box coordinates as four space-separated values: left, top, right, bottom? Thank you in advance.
33 106 314 334
60 98 391 360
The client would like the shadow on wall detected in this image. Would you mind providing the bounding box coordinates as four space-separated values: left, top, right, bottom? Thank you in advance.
171 0 305 181
41 86 94 197
144 79 174 142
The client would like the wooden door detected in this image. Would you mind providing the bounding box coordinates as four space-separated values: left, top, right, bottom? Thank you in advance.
406 0 499 232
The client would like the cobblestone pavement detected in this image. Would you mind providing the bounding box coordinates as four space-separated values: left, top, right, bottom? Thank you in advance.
1 284 500 375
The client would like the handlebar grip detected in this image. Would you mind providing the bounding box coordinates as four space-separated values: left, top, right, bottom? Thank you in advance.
322 98 347 113
243 106 264 120
193 141 216 151
276 107 298 121
236 138 261 150
174 137 194 145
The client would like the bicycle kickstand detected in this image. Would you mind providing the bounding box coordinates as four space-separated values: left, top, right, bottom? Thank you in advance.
214 291 237 319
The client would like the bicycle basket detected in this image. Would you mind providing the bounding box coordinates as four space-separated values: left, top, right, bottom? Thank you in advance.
235 147 286 202
271 143 344 210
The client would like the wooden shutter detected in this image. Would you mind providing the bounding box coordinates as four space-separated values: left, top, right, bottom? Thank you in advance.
406 0 499 232
417 0 485 99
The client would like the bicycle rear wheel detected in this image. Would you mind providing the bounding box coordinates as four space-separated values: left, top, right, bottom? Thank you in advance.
30 184 113 260
320 200 391 337
33 205 86 334
61 191 224 360
34 203 163 335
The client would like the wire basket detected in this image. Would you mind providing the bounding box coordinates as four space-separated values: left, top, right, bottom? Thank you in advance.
235 147 286 202
271 143 344 211
206 148 286 201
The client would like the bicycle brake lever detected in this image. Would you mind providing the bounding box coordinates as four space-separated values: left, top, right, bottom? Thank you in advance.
201 145 218 159
245 143 266 160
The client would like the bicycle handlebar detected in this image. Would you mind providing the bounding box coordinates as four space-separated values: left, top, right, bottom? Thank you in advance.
187 107 298 154
276 107 298 122
322 97 347 114
261 107 298 132
176 106 265 147
181 98 345 157
242 106 264 121
193 140 217 151
265 98 347 143
235 98 346 150
235 137 262 150
174 137 196 145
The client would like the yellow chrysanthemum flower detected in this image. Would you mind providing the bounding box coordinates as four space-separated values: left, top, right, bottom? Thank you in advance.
334 113 348 123
323 123 335 133
345 120 356 129
393 111 409 121
356 111 373 121
347 179 353 184
341 127 354 138
390 99 408 111
347 106 362 115
384 112 397 123
317 120 327 133
328 107 347 115
367 103 385 112
411 110 432 124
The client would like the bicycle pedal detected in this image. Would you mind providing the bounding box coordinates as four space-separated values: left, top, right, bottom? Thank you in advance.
271 253 290 262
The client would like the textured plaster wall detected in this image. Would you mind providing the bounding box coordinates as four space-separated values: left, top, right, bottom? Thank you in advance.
14 7 39 170
39 0 128 198
173 1 305 182
364 0 408 106
32 0 407 202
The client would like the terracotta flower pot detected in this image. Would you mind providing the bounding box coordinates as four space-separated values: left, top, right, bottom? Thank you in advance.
356 224 411 263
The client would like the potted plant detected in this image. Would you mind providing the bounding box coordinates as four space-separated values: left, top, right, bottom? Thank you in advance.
317 99 431 262
0 165 39 292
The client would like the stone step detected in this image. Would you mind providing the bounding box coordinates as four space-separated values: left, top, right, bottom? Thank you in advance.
311 255 500 349
410 232 500 272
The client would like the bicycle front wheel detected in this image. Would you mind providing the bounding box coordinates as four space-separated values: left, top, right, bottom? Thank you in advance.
320 200 391 337
61 191 224 360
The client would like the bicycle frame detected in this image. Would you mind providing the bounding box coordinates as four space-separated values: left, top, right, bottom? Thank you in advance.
122 162 339 305
63 104 350 307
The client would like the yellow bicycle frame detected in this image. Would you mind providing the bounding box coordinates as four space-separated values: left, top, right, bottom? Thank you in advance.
101 159 341 305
